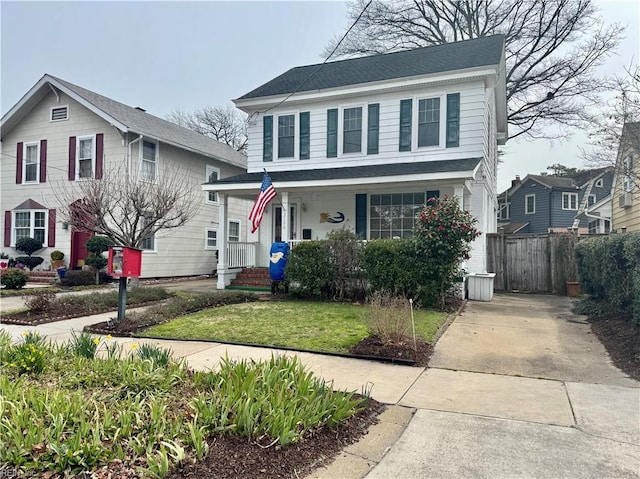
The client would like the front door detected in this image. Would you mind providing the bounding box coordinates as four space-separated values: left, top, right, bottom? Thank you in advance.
273 204 297 243
70 229 93 269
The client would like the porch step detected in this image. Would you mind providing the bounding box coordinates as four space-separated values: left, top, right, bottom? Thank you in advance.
27 271 57 284
230 267 271 289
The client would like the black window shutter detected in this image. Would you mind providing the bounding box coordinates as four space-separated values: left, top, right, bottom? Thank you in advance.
300 112 310 160
355 194 367 239
367 103 379 155
263 116 273 162
426 190 440 206
327 109 338 158
399 100 412 151
446 93 460 148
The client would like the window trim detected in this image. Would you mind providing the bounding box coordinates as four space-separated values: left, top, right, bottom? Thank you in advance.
562 192 578 210
76 134 96 180
140 139 158 183
228 219 241 242
205 228 218 250
498 202 511 220
22 141 40 184
595 178 603 188
587 194 596 207
205 165 220 205
340 105 365 155
11 209 47 247
50 105 69 122
275 112 297 160
413 94 446 151
369 192 426 239
525 194 536 215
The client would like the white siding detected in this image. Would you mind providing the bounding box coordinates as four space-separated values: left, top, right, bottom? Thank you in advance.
246 81 488 173
1 89 251 277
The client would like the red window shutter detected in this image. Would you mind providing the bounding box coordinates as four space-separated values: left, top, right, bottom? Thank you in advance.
4 211 11 247
96 133 104 179
40 139 47 183
68 136 76 181
48 209 56 247
16 142 23 184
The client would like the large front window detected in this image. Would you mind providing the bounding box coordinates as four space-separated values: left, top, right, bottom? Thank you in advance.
370 193 425 239
343 107 362 153
141 141 157 181
78 136 94 179
24 143 39 183
562 192 578 210
278 115 295 158
418 98 440 147
13 210 46 246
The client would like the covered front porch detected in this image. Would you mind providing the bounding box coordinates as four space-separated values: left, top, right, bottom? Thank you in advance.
205 159 488 289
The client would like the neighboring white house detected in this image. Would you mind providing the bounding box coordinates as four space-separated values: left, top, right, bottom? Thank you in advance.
204 35 508 289
1 74 250 278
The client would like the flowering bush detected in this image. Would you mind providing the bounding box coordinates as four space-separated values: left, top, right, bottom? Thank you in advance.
414 195 481 307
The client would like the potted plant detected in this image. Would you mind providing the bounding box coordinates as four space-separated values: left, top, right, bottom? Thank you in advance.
0 252 9 271
50 250 65 270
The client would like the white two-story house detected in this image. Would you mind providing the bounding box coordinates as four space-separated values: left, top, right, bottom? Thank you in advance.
1 74 250 278
204 35 508 289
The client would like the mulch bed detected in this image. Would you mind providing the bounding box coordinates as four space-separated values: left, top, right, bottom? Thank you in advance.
589 312 640 381
350 335 434 367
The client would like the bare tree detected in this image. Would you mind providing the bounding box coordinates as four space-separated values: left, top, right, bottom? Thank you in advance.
166 104 248 153
324 0 624 140
53 164 201 248
581 65 640 192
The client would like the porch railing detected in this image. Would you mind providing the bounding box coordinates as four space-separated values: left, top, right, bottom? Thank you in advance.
227 242 257 268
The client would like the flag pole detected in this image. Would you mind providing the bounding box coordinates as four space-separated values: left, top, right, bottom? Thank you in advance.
264 168 284 209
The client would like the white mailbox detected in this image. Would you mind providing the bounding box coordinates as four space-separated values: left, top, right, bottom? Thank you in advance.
467 273 496 301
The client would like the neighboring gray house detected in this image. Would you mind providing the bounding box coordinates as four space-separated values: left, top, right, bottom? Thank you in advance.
204 35 508 288
497 168 614 234
1 74 250 277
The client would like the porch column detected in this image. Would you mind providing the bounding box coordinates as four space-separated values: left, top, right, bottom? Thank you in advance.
453 185 464 207
281 191 289 243
217 193 229 289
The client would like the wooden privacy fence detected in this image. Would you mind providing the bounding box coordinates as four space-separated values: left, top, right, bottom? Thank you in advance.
487 233 579 294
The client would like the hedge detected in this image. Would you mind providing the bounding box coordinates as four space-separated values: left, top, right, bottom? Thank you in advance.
575 233 640 325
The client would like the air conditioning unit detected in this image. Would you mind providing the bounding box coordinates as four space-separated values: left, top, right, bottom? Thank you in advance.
619 192 633 208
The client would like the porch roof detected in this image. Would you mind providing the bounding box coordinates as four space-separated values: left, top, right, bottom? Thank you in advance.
205 158 481 195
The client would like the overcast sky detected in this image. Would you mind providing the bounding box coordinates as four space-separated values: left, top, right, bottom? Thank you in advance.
2 1 638 192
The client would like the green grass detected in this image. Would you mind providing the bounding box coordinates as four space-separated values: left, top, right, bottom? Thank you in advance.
141 301 448 352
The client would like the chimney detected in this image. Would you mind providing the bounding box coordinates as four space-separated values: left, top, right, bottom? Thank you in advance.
511 175 521 188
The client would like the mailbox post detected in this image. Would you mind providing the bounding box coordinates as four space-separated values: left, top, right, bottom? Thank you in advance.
107 246 142 323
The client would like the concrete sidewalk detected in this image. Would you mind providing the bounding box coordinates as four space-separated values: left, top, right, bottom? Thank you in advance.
1 288 638 478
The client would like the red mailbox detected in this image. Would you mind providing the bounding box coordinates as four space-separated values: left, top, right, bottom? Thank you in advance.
108 246 142 278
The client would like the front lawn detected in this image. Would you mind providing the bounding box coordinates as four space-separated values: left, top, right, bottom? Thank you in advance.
141 301 448 353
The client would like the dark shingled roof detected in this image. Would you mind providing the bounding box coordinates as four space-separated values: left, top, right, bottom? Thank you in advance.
238 35 505 100
209 158 481 185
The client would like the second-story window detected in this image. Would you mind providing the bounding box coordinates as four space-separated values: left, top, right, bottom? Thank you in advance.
343 107 362 153
498 202 510 220
562 192 578 210
278 115 295 158
525 194 535 214
78 136 95 179
23 142 39 183
141 141 157 181
418 98 440 147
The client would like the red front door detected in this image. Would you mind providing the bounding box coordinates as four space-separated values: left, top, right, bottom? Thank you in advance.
70 228 93 269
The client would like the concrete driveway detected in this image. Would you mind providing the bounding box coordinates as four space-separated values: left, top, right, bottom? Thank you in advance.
366 294 640 479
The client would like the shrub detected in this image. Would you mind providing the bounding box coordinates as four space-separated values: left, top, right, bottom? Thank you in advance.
15 237 43 256
286 241 332 298
98 271 114 284
15 256 44 271
85 236 111 254
0 268 28 289
367 290 412 343
414 196 480 308
85 253 107 271
575 233 640 325
61 269 96 287
362 239 419 297
326 229 366 301
50 250 65 261
24 291 56 313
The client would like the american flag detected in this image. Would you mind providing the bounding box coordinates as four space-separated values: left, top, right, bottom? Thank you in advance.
248 172 277 233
